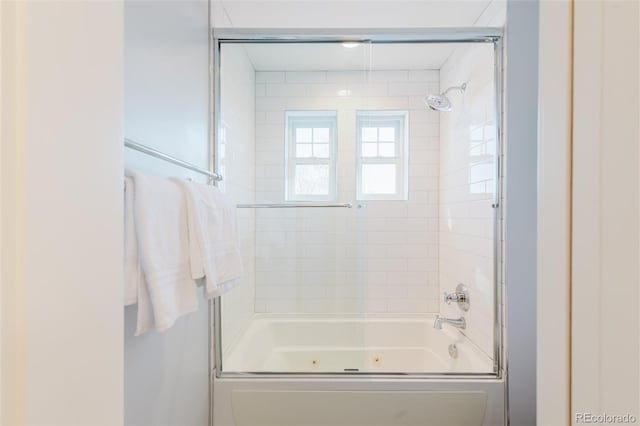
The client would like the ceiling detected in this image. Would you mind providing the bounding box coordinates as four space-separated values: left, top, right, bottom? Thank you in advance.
212 1 499 30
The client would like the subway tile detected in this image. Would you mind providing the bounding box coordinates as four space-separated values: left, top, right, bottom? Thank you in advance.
255 96 287 111
367 258 408 272
265 111 286 124
255 84 266 97
265 83 308 97
364 299 388 313
408 69 439 82
387 298 429 313
256 71 285 83
410 120 439 138
286 71 327 83
388 82 431 96
362 96 409 109
255 111 267 124
409 108 440 125
248 68 483 317
326 70 369 82
369 70 409 82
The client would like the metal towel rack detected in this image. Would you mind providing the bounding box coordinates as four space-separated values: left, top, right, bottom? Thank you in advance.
124 139 352 209
124 138 223 182
237 203 352 209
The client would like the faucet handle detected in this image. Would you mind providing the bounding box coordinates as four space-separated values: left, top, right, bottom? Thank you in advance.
444 291 465 304
443 284 470 312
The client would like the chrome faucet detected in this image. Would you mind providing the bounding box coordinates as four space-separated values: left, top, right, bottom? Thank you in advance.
433 315 466 330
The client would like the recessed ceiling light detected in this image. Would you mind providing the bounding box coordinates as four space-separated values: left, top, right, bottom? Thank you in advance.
342 42 360 49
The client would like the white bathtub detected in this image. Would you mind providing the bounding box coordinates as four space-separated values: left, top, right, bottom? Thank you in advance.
213 314 505 426
222 314 493 374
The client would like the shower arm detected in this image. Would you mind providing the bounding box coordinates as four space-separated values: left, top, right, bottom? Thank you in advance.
442 83 467 96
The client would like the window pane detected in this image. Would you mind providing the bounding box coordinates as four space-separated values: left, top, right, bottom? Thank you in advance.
295 164 329 195
361 143 378 157
362 164 396 194
313 128 330 143
313 143 329 158
296 143 312 158
379 127 395 142
362 127 378 142
295 128 312 143
378 143 395 157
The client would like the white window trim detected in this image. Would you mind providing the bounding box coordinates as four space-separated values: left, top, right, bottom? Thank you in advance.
285 111 338 202
356 110 409 201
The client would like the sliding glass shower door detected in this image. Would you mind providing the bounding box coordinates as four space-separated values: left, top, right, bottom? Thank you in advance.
214 34 502 376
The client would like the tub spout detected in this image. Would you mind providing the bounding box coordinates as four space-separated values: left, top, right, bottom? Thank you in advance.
434 315 466 330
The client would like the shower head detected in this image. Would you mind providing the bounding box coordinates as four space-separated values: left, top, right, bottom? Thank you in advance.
425 94 452 112
424 83 467 112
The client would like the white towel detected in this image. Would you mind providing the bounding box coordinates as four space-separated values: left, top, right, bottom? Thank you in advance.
126 169 198 333
172 179 243 297
124 176 155 335
124 176 139 305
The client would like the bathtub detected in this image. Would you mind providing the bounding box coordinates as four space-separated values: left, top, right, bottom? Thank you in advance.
222 314 493 374
213 314 505 426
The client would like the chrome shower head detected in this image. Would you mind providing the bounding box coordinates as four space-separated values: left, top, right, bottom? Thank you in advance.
424 83 467 112
425 94 452 112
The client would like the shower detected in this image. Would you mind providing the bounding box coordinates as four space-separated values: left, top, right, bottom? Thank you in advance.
214 34 504 426
424 82 467 111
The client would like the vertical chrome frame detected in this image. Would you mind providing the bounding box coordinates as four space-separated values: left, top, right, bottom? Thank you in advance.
207 1 215 424
210 28 505 381
493 36 505 376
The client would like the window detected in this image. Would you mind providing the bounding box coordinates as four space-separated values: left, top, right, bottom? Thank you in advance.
356 111 409 200
285 111 337 201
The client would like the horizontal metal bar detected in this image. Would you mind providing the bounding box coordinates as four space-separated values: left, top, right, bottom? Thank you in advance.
124 138 223 182
213 27 502 43
236 203 352 209
215 370 502 381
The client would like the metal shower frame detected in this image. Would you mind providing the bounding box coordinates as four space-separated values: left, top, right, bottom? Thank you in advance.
208 27 505 384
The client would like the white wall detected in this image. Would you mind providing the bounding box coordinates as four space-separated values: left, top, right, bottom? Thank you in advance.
1 1 124 424
123 1 211 425
253 70 440 314
219 44 256 355
572 0 639 422
537 1 572 424
439 43 496 359
1 2 25 422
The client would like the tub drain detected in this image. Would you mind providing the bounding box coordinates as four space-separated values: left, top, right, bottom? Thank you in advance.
448 344 458 359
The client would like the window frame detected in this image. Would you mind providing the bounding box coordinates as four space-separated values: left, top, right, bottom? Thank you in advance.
285 111 338 202
356 110 409 201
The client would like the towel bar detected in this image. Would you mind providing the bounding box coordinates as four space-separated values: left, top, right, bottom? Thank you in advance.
236 203 352 209
124 138 223 182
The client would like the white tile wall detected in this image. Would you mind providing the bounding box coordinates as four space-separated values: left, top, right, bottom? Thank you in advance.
254 70 440 314
439 43 497 358
219 45 256 354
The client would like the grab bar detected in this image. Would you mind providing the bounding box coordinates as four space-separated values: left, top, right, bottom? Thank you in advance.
236 203 352 209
